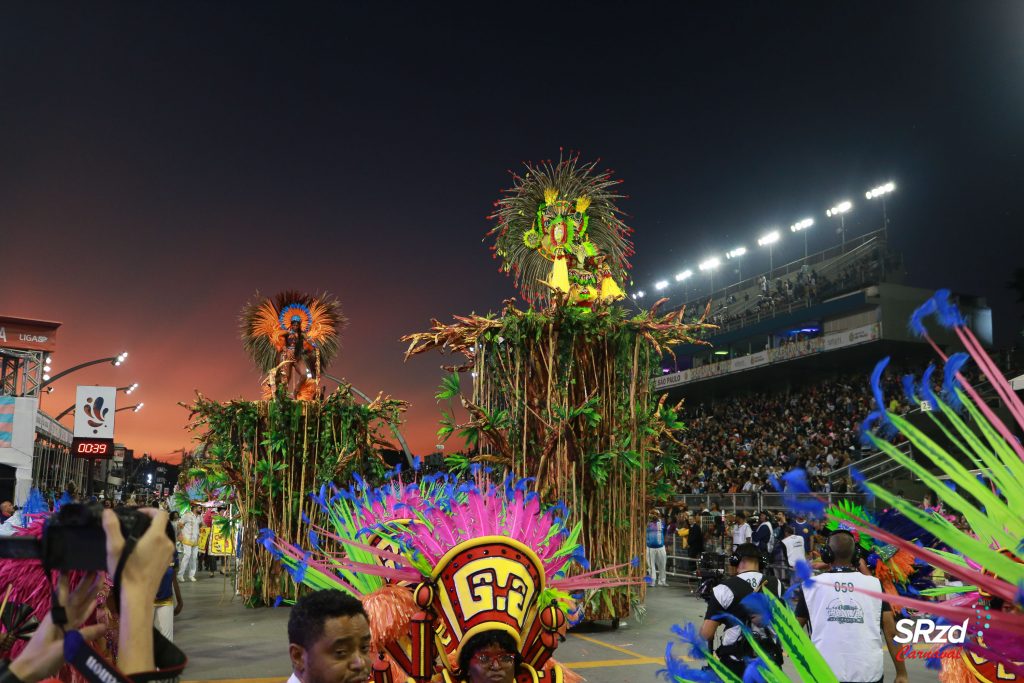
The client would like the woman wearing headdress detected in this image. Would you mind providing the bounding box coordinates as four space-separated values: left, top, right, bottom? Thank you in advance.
240 291 345 400
457 631 522 683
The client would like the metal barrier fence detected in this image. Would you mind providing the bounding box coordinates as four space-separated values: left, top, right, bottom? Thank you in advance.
668 492 874 514
659 533 803 586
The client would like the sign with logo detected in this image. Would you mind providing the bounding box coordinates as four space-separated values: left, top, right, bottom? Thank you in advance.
73 386 117 439
0 316 60 352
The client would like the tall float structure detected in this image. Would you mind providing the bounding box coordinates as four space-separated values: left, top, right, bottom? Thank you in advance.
402 154 713 619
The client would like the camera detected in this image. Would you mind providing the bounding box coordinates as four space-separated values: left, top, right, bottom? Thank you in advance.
697 551 725 601
0 502 174 571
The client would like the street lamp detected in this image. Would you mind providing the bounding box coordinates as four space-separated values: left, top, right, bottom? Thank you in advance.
757 230 780 274
725 246 747 282
699 257 720 296
865 182 895 238
826 201 853 249
35 351 129 393
790 218 814 259
115 403 143 414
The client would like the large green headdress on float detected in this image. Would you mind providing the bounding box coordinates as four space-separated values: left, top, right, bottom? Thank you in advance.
487 153 634 306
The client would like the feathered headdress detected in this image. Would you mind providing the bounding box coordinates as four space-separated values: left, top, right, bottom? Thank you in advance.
261 466 638 683
240 290 346 372
487 153 634 304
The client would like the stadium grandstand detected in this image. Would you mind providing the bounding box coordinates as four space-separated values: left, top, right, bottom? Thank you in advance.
653 229 1015 510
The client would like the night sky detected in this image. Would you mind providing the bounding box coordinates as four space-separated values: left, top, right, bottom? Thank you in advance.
2 2 1021 462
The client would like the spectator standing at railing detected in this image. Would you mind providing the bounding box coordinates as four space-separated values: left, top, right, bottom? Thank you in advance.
689 512 706 561
730 511 752 552
752 511 774 555
779 525 806 586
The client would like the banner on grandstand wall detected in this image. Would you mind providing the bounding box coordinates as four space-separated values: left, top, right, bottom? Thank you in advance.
823 322 881 351
654 373 687 390
652 322 882 391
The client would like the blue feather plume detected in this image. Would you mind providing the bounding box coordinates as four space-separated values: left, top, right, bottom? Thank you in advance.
740 592 772 628
942 352 970 412
909 296 937 337
741 661 766 683
901 374 918 405
660 640 719 682
932 289 966 328
850 467 875 503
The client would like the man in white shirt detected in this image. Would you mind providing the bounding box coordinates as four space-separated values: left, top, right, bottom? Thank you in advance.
730 511 752 553
177 503 202 582
795 531 907 683
779 525 806 586
288 589 371 683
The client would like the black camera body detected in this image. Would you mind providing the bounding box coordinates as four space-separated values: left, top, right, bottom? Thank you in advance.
697 551 726 601
0 502 174 571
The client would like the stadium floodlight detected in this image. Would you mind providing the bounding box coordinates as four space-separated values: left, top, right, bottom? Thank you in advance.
726 247 747 259
699 257 721 297
654 280 669 291
827 201 854 248
790 218 815 257
758 230 781 273
865 182 895 199
636 290 645 298
674 269 693 282
826 201 852 217
866 182 896 236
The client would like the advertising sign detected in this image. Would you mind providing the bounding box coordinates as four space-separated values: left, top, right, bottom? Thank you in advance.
0 316 60 353
73 386 117 439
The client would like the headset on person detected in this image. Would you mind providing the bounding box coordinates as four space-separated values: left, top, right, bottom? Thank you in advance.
728 544 769 571
819 529 861 565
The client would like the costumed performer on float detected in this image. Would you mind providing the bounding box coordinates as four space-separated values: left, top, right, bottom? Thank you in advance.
240 291 345 400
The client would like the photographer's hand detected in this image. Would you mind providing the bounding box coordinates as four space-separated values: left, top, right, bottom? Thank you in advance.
8 573 105 683
103 508 174 675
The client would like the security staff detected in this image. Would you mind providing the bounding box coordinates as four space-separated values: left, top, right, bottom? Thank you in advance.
795 530 908 683
699 543 783 678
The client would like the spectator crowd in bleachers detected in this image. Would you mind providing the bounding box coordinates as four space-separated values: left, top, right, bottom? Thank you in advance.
671 367 923 496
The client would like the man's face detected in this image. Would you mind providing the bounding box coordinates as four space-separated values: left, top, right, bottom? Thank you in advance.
290 613 371 683
0 502 12 516
466 643 517 683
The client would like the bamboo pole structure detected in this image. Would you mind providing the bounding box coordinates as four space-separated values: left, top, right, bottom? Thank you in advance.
184 387 407 606
402 298 714 619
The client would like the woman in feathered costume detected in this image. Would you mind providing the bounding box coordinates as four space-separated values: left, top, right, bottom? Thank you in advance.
663 289 1023 682
260 463 639 683
240 291 345 400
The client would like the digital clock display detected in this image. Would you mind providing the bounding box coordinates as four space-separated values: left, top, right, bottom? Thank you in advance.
71 437 114 458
